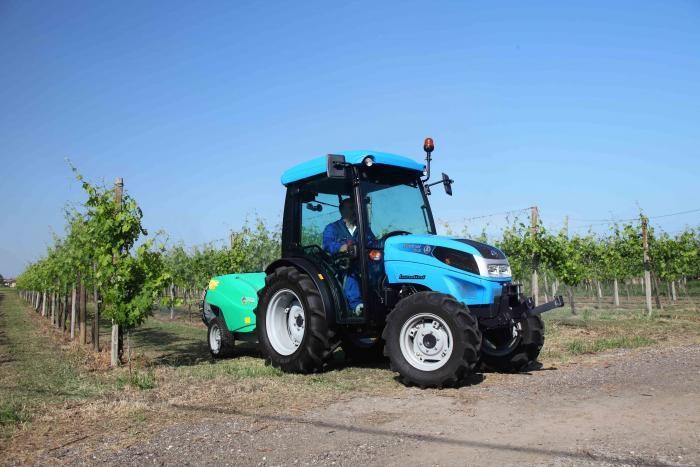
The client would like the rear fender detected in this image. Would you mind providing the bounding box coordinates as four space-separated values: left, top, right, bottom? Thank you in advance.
266 258 341 328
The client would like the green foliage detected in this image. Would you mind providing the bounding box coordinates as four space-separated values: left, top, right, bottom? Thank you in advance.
548 232 589 287
16 168 167 330
494 215 698 291
611 223 644 280
162 217 280 295
651 229 698 283
497 218 561 282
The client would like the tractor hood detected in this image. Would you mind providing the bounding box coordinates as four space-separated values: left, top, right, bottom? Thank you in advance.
383 234 512 281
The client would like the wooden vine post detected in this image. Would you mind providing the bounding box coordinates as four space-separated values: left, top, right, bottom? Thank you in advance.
79 275 87 345
641 215 653 316
111 177 123 367
531 206 539 307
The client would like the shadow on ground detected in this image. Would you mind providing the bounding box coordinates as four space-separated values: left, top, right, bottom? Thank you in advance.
133 316 489 389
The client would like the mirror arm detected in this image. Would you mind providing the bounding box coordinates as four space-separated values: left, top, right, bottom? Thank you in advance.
421 137 435 182
422 151 432 182
425 173 454 196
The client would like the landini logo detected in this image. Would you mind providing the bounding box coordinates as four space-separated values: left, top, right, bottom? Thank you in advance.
399 274 426 280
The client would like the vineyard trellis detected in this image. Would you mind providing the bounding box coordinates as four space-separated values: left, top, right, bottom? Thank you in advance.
16 170 169 366
452 208 699 316
15 173 700 365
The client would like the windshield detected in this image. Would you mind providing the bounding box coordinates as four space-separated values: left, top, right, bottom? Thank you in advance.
362 177 435 236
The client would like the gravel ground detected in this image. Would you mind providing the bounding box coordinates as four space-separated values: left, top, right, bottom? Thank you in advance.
46 344 700 466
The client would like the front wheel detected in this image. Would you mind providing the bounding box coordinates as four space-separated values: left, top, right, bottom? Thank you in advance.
383 292 482 388
480 315 544 372
256 266 333 373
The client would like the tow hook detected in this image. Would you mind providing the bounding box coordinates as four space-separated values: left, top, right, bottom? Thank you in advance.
526 295 565 317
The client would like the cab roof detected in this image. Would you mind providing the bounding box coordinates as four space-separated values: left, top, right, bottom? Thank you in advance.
281 150 425 186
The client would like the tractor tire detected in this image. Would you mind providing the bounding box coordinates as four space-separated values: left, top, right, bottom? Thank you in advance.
479 315 544 372
382 292 481 388
208 316 235 358
341 335 385 364
256 266 333 373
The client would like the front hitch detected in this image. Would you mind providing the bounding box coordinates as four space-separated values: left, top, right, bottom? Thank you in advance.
477 285 565 329
524 295 565 317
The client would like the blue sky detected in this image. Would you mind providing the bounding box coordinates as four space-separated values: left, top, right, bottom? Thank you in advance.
1 1 699 276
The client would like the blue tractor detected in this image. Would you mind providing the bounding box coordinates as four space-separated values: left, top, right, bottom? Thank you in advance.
203 138 563 387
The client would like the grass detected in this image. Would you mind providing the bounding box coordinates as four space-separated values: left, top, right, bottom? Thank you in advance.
179 357 283 380
0 401 29 426
565 336 656 355
540 300 700 364
0 289 112 441
116 370 156 390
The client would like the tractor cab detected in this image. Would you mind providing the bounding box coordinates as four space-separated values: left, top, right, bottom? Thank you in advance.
279 150 439 325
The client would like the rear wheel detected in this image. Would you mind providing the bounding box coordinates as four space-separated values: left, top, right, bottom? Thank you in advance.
208 316 235 358
480 315 544 372
256 266 333 373
383 292 481 388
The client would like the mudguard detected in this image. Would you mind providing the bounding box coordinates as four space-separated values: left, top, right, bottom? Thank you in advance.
204 273 266 333
266 257 343 326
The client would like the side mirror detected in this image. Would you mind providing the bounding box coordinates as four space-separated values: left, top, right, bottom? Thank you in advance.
327 154 347 179
442 173 453 196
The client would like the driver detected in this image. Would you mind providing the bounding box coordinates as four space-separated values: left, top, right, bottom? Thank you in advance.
322 198 377 316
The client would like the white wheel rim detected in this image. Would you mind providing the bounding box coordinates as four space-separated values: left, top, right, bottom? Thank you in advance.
266 289 305 356
399 313 454 371
210 323 221 354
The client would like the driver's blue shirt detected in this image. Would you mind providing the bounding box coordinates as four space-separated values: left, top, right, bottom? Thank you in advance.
322 219 377 254
322 219 377 310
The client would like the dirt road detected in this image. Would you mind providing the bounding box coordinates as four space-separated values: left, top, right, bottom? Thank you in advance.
51 344 699 466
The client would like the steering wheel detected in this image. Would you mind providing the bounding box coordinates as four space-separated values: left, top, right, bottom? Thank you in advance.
379 230 411 242
330 251 353 271
302 244 354 271
302 244 330 260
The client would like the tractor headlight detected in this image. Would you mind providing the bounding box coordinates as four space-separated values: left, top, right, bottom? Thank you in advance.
486 263 511 278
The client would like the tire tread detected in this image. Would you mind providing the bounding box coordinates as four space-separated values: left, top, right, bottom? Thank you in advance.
256 266 333 373
382 291 482 388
